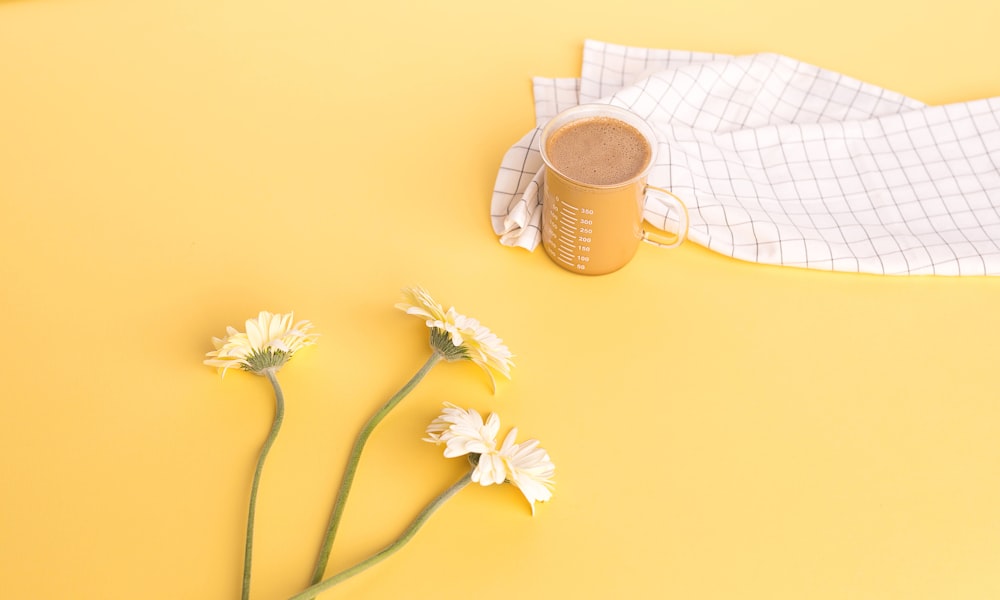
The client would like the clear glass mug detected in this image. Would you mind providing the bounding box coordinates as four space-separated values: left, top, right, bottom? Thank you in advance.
539 104 689 275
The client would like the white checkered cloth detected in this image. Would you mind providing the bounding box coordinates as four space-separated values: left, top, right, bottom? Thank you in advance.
491 40 1000 275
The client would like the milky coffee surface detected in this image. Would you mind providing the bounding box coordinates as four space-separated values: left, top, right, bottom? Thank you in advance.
546 116 651 186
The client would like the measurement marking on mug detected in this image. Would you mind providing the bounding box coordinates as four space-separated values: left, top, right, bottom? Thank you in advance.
557 240 575 254
567 204 591 267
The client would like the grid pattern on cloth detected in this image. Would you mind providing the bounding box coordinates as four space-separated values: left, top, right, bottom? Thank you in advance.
491 40 1000 275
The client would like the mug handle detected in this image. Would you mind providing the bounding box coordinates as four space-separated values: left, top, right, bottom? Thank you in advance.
641 185 690 249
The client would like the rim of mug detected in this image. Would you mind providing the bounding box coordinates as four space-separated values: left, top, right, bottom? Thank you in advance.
538 103 658 189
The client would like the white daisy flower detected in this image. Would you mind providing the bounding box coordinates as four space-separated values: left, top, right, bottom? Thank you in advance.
425 404 555 514
396 286 513 391
204 311 318 376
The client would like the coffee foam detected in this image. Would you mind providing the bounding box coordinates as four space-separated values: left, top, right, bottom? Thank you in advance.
546 116 651 186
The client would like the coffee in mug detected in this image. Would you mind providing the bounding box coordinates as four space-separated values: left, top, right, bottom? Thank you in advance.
545 116 651 186
539 104 689 275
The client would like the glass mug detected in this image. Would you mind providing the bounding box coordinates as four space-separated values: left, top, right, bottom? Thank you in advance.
539 104 689 275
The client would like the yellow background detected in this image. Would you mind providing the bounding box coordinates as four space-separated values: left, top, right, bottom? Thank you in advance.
2 0 999 598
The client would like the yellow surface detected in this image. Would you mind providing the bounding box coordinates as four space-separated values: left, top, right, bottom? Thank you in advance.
2 0 1000 598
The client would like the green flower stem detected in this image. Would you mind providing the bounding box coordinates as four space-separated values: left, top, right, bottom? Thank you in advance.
307 353 442 589
242 369 285 600
290 471 473 600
